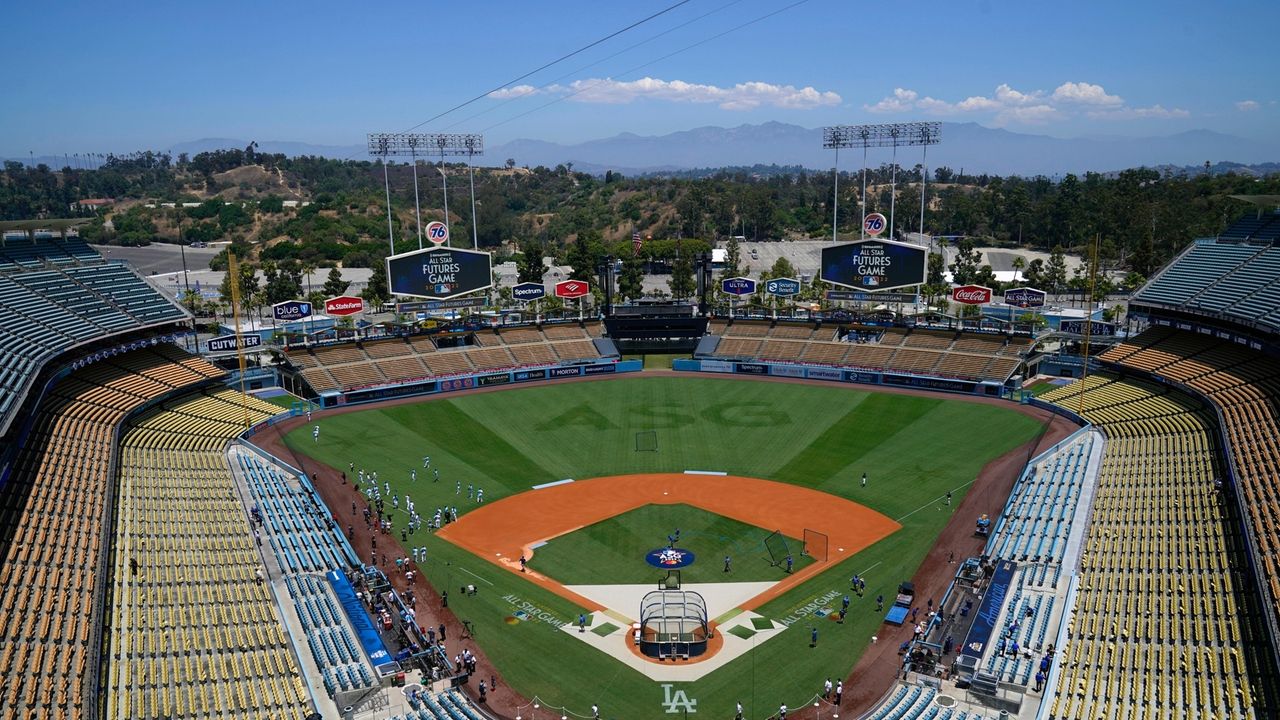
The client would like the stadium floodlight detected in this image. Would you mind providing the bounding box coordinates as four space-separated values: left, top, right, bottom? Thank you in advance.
369 134 486 249
822 122 941 244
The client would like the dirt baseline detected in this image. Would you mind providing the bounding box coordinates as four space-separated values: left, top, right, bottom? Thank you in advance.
437 473 901 613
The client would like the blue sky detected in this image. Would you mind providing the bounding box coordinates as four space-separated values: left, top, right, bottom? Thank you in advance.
1 0 1276 156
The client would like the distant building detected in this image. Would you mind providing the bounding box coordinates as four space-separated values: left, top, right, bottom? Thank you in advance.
70 198 114 212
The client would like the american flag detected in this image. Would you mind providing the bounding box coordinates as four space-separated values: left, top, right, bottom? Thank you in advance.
632 230 643 255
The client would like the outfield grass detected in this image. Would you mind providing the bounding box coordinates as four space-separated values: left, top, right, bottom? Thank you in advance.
262 393 303 409
528 503 812 585
282 376 1044 718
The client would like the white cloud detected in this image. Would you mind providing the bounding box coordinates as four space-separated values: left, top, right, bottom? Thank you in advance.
488 85 540 99
1052 82 1123 106
866 88 918 113
865 81 1183 124
1236 99 1260 112
491 77 841 111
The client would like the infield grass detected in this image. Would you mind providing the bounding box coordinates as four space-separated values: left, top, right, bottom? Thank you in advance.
279 375 1044 718
527 503 812 585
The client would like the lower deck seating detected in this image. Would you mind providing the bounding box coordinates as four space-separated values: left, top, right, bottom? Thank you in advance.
104 390 310 720
1039 376 1279 719
0 347 222 720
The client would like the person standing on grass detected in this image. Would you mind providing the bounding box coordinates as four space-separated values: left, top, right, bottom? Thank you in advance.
312 425 319 442
835 681 843 706
840 595 850 623
786 554 793 573
724 555 732 573
861 471 867 488
423 455 430 469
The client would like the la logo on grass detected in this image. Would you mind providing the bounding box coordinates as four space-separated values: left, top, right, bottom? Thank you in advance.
661 684 697 714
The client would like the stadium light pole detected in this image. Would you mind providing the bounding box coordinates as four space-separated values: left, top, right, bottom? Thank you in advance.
464 135 485 249
409 136 423 248
366 135 395 257
831 146 839 243
822 123 941 242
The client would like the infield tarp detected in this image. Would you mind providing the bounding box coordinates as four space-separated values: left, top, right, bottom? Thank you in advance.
961 559 1017 658
326 570 396 672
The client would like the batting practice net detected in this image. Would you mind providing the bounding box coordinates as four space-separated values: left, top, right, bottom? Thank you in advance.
802 528 829 562
762 529 791 568
635 430 658 452
638 589 710 659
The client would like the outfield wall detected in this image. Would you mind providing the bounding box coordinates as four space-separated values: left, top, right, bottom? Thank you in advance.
672 359 1005 396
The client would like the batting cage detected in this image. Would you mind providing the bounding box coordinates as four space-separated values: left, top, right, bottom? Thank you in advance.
635 430 658 452
763 529 791 568
638 589 710 659
802 528 829 562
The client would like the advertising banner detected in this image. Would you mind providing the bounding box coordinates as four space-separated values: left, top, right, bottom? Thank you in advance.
583 363 617 375
513 369 548 382
962 560 1017 658
721 277 757 296
512 282 546 302
735 362 768 375
1003 287 1046 308
387 246 493 300
548 366 583 378
272 300 312 321
825 290 919 304
207 334 262 353
820 239 927 292
324 296 364 316
765 278 802 298
951 285 993 305
699 360 735 374
554 280 591 299
805 367 844 381
1059 320 1116 336
476 372 511 387
769 365 806 378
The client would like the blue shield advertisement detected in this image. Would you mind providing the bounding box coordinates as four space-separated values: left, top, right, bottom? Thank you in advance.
387 246 493 300
272 300 312 321
721 277 756 296
820 239 927 292
765 277 802 297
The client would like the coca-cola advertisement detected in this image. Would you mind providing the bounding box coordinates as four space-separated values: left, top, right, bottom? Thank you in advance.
951 285 993 305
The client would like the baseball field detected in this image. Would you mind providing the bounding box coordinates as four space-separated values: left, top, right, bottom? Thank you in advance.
278 375 1044 718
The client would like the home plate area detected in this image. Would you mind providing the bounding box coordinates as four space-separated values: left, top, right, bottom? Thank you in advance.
562 581 786 681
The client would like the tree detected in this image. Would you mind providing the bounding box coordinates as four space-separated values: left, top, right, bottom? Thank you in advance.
926 252 945 285
723 235 741 278
322 267 347 297
668 252 695 300
505 158 516 170
516 239 546 283
617 255 645 301
1010 255 1026 282
1046 245 1068 294
361 261 390 307
1022 258 1047 289
767 256 796 280
219 260 259 315
948 237 981 285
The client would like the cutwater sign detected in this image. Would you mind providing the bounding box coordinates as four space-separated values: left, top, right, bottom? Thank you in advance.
721 277 756 296
820 239 927 292
387 246 493 300
512 282 546 302
207 334 262 353
765 277 801 297
1004 287 1047 308
272 300 312 321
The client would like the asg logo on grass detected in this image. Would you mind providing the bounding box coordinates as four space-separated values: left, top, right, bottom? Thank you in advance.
646 547 695 569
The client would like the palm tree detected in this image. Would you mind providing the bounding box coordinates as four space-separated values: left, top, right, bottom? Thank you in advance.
1011 256 1026 283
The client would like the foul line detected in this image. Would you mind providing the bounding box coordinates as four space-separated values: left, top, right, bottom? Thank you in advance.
684 470 728 476
458 566 494 586
895 480 976 523
533 479 575 489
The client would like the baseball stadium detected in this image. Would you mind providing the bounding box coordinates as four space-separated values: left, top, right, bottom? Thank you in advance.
3 206 1280 720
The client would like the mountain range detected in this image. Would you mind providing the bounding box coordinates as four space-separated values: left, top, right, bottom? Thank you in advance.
15 122 1280 178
